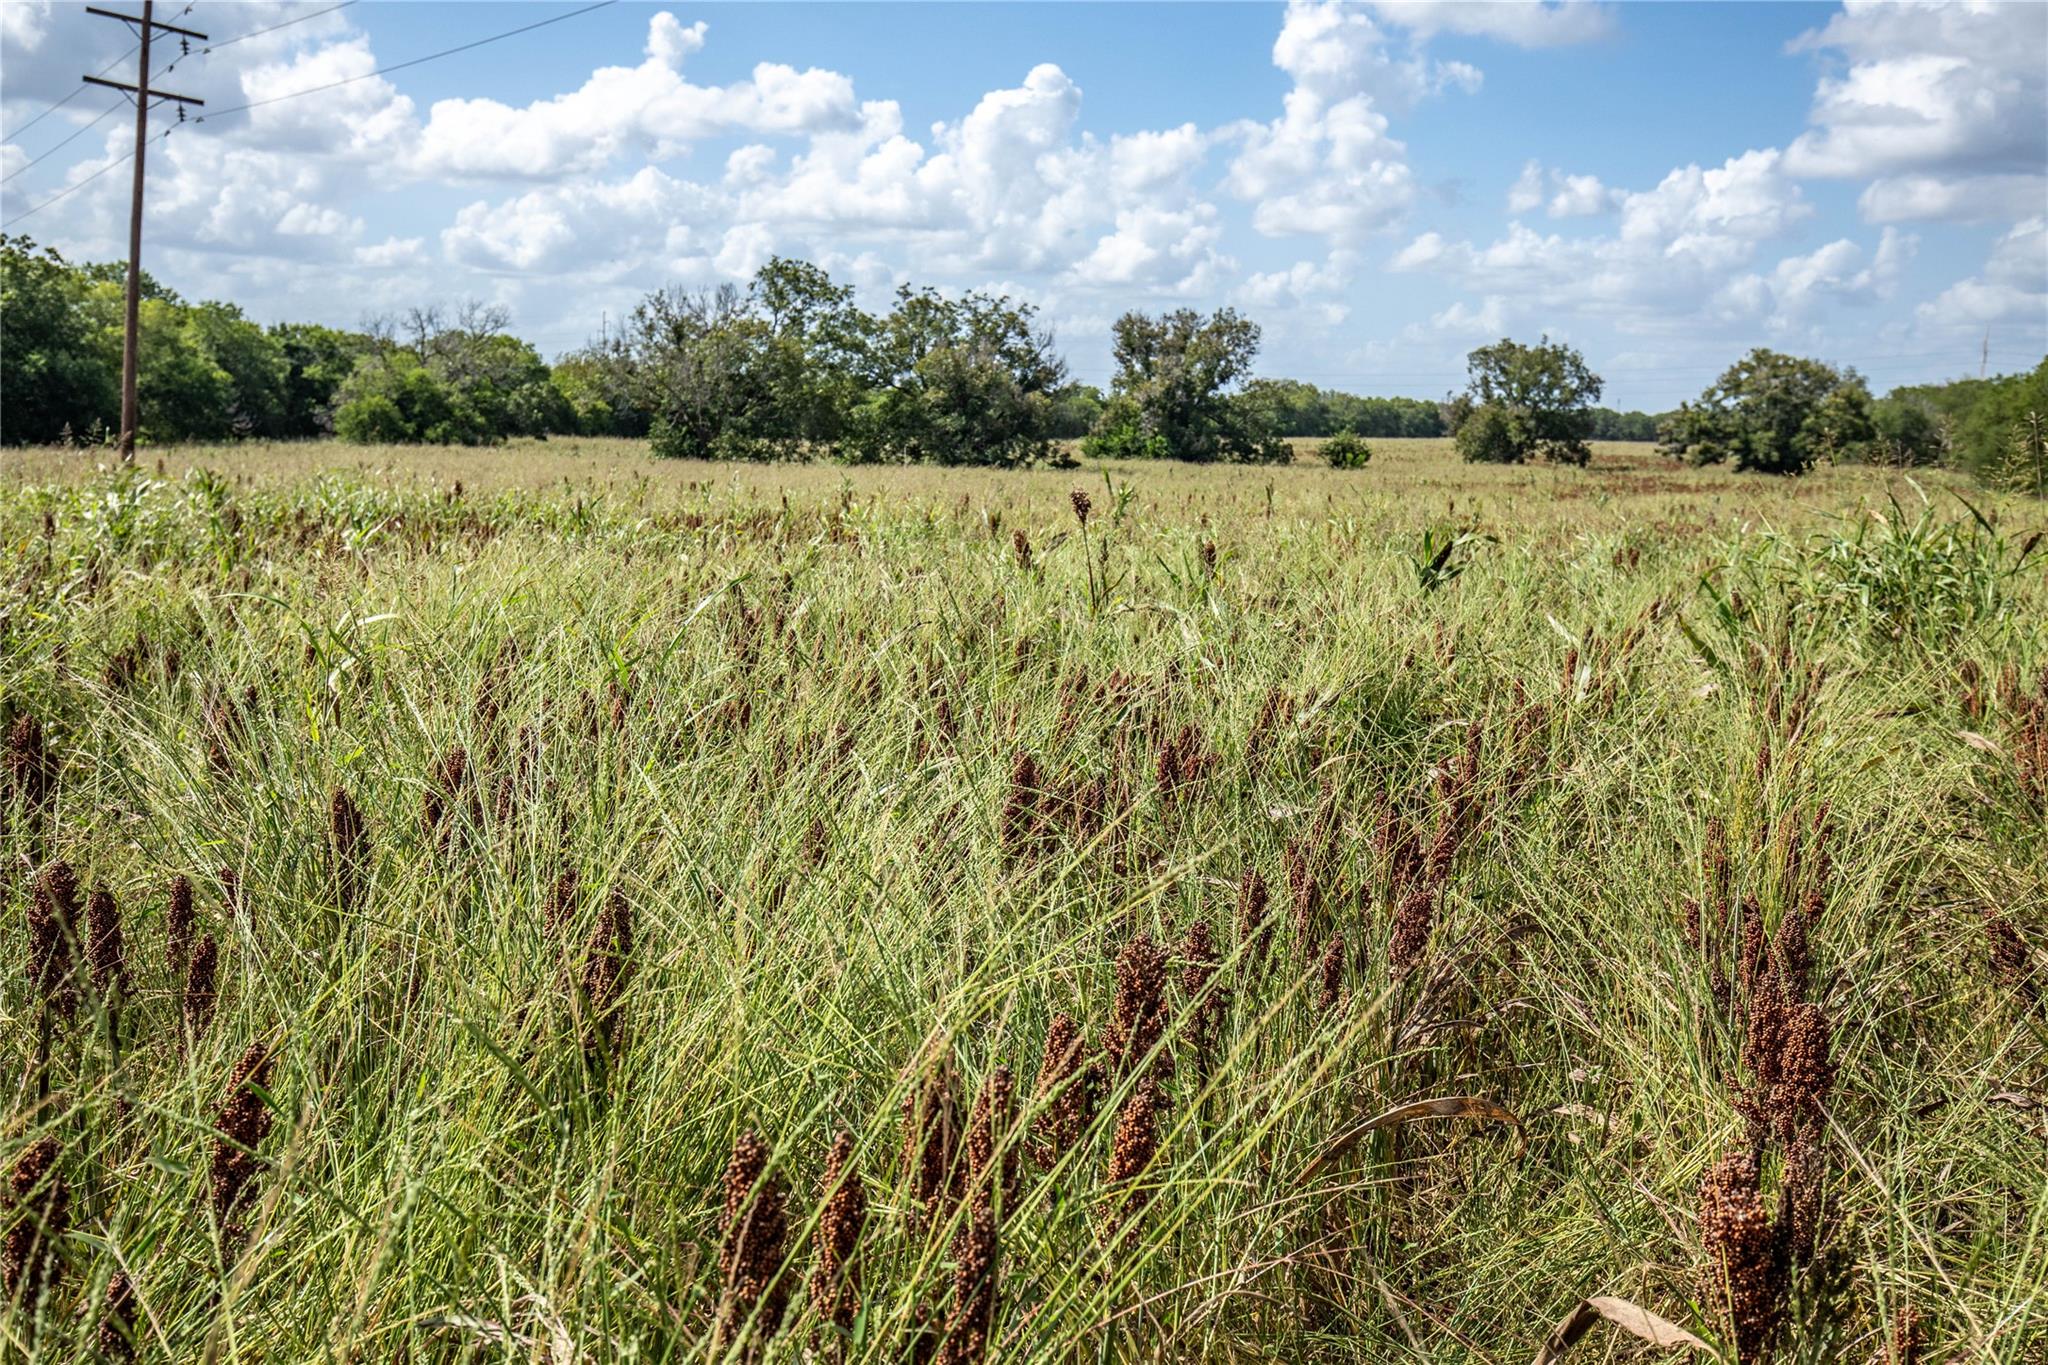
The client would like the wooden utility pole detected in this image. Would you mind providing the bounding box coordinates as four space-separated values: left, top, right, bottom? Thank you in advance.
82 3 205 461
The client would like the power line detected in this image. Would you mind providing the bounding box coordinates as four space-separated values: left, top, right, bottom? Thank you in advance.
202 0 354 53
1 41 140 143
1 100 128 186
2 2 202 186
2 13 202 196
196 0 619 123
0 128 180 230
3 0 616 230
4 1 350 182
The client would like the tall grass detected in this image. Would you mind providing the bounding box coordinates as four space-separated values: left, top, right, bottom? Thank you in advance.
2 445 2043 1362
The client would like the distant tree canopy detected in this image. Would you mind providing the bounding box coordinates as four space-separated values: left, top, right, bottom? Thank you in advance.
1658 349 1877 475
1084 307 1290 463
589 259 1067 466
1881 358 2048 475
5 234 2037 482
1239 379 1449 438
1448 337 1604 466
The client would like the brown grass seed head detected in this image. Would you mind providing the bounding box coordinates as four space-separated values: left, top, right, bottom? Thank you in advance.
86 884 128 999
1698 1149 1785 1361
183 933 220 1044
5 713 57 809
29 860 80 1017
3 1136 68 1301
210 1041 279 1224
1030 1013 1100 1164
717 1128 791 1350
1107 932 1172 1086
809 1130 866 1332
166 872 196 975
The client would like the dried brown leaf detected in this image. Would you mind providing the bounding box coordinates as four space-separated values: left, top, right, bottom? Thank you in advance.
1956 729 2004 756
1530 1294 1709 1365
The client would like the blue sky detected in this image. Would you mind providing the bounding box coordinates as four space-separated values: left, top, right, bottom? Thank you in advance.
4 1 2043 410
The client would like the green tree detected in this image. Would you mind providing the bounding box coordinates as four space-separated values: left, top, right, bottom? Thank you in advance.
0 235 118 444
1888 359 2048 479
846 285 1065 466
130 295 237 441
550 348 648 436
187 302 288 437
627 260 872 460
1455 337 1603 465
1085 307 1289 463
1868 395 1943 467
1658 349 1875 475
333 351 487 446
271 322 370 437
1046 383 1104 440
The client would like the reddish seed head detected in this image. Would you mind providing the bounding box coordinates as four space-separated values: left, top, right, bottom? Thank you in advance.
166 873 196 976
1771 1000 1835 1140
1889 1305 1925 1365
1284 840 1320 945
183 933 220 1045
96 1269 138 1360
1106 933 1172 1086
3 1136 68 1301
329 786 369 912
809 1131 866 1332
5 713 57 809
716 1129 790 1351
999 750 1041 856
1236 867 1271 976
938 1196 998 1365
1317 934 1344 1012
29 860 80 1017
1069 489 1092 527
964 1066 1019 1214
579 886 634 1059
1178 918 1226 1069
1983 907 2038 1004
1030 1013 1099 1166
543 866 579 942
902 1049 963 1224
1774 904 1812 1000
210 1042 279 1224
1103 1080 1160 1232
422 745 470 844
1777 1128 1826 1266
86 885 128 1000
1388 883 1436 975
1737 896 1766 998
1698 1150 1783 1361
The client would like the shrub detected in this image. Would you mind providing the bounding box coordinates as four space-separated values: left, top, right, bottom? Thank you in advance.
333 393 410 444
1454 403 1519 464
1322 430 1373 468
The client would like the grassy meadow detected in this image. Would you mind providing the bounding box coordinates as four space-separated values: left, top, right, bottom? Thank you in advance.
3 437 2044 1362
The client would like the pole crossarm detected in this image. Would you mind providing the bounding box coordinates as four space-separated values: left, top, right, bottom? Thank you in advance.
83 6 206 40
82 74 204 105
81 0 200 459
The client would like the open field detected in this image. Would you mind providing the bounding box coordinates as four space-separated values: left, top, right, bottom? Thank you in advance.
3 441 2044 1362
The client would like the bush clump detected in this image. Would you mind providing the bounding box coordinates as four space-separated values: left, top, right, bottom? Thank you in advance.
1322 430 1374 468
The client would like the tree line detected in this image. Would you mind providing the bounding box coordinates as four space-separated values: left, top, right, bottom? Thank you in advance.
3 234 2037 483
